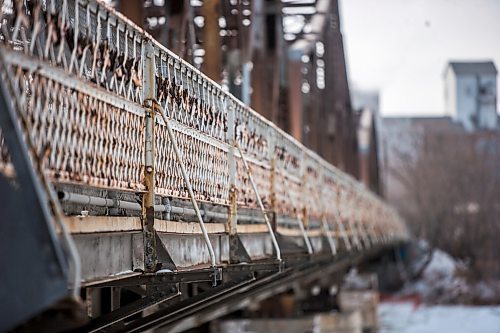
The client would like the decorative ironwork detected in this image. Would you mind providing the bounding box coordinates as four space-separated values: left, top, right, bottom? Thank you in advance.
0 0 406 244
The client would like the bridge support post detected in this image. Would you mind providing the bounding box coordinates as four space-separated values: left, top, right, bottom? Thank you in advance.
226 99 251 264
227 99 241 263
141 41 158 273
270 157 278 232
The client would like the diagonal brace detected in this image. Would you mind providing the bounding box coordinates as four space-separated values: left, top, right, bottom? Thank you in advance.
151 101 217 271
234 142 282 262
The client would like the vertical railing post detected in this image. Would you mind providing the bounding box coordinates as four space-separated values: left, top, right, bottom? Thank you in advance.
141 40 157 272
268 129 277 232
357 213 371 249
359 208 371 248
335 187 352 252
227 99 239 263
347 193 363 251
317 169 337 256
299 151 312 250
270 157 278 231
371 213 377 245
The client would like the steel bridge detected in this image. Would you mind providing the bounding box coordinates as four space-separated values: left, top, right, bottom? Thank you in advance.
0 1 406 331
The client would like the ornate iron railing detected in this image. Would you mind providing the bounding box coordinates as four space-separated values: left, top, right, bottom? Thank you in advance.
0 0 406 254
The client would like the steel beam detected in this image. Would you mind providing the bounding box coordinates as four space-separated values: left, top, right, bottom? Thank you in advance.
94 269 223 288
201 0 222 81
76 288 180 332
119 247 389 333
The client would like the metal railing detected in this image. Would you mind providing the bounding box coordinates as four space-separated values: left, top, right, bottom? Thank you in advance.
0 0 407 262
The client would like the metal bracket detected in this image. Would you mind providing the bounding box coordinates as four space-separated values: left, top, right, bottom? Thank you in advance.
210 267 223 287
275 233 309 256
154 232 177 272
229 234 252 264
162 196 172 221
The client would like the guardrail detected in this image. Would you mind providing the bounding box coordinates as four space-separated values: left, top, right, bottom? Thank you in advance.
0 0 407 260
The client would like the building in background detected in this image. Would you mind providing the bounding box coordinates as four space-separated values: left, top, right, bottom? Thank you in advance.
352 89 382 194
351 88 379 114
379 116 465 208
444 61 498 131
355 108 381 194
380 60 499 219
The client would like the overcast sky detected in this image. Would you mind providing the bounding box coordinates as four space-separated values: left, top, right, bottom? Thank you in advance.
339 0 500 116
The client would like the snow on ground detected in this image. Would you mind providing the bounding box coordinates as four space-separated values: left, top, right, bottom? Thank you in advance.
401 248 471 303
423 250 457 279
379 302 500 333
379 242 500 331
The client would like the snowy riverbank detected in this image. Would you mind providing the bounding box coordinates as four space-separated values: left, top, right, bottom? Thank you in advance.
379 302 500 333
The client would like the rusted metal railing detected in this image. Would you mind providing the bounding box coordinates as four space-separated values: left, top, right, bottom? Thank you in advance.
0 0 407 267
